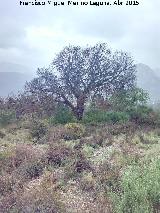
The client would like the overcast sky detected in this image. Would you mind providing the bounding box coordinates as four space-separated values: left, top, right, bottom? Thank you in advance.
0 0 159 74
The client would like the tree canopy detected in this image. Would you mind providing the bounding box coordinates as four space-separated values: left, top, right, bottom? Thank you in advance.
26 43 136 120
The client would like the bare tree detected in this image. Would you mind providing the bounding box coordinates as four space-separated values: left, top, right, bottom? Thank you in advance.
26 43 136 120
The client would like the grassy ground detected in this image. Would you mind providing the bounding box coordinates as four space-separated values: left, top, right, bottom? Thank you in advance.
0 121 160 212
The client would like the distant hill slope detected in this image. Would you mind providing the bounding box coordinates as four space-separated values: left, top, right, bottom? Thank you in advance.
154 68 160 78
0 63 33 97
136 63 160 102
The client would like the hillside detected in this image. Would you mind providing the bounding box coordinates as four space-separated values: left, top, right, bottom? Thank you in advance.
154 68 160 78
0 120 160 212
136 63 160 102
0 63 33 97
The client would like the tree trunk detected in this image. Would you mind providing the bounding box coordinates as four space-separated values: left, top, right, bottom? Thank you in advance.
74 106 84 120
73 94 86 120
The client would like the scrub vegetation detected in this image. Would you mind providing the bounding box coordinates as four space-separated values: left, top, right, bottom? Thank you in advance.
0 43 160 212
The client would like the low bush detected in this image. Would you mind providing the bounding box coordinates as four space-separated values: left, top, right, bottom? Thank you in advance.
49 106 75 125
47 144 73 167
0 130 5 138
109 88 149 112
127 105 153 124
0 110 16 127
12 144 45 168
111 158 160 213
64 123 85 140
80 172 96 191
48 126 67 143
24 160 45 179
30 119 49 142
74 154 92 173
153 111 160 127
14 158 45 182
83 110 129 124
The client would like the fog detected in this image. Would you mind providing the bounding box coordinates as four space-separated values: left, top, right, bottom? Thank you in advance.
0 0 159 73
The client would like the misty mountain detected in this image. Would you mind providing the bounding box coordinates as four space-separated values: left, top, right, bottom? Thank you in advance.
154 68 160 78
0 63 33 97
136 63 160 102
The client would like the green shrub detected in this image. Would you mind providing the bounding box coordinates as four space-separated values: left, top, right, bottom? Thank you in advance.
0 110 16 127
149 110 160 127
127 105 153 124
109 88 149 112
49 106 75 125
111 158 160 213
83 110 129 124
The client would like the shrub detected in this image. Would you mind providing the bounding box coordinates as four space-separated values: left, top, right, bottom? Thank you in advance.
111 158 160 213
75 158 92 174
14 158 45 181
30 119 48 142
109 88 149 112
47 144 73 167
48 126 67 143
0 130 5 138
80 172 96 191
12 144 46 168
64 123 85 140
83 110 129 124
0 110 16 127
49 105 75 125
107 112 129 124
151 111 160 127
96 160 120 192
127 105 153 124
82 144 95 158
24 160 44 179
19 114 34 129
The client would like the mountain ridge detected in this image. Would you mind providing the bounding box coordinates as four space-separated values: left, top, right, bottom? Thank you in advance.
0 62 34 97
136 63 160 102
